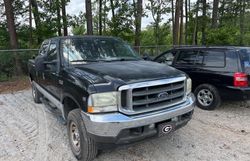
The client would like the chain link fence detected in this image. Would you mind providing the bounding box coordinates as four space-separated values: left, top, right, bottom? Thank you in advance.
0 45 172 83
0 49 39 82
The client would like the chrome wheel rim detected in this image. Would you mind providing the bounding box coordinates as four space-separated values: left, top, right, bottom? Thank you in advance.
70 121 81 152
197 89 213 106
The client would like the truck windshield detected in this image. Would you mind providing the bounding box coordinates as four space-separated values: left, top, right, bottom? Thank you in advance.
239 47 250 74
62 37 140 64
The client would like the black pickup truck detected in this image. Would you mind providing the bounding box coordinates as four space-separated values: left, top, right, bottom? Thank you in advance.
28 36 195 161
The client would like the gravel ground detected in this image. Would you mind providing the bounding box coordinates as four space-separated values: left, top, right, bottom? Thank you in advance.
0 89 250 161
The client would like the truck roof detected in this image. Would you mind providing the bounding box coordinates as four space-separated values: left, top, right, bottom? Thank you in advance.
44 35 120 42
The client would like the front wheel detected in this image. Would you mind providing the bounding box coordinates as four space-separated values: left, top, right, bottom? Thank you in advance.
67 109 97 161
194 84 221 110
31 81 42 103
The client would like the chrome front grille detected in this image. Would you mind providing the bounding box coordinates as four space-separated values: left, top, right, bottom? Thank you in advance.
119 76 187 115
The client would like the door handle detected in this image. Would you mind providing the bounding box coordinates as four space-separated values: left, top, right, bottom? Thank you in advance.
59 80 63 85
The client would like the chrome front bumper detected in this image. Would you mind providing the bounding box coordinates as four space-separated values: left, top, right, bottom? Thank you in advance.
81 94 195 138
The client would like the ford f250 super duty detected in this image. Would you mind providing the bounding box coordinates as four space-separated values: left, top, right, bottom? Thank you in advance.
28 36 195 161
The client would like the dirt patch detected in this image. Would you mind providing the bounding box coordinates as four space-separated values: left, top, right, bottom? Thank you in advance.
0 77 30 94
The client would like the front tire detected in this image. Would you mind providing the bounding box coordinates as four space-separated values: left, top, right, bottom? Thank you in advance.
194 84 221 110
31 81 42 103
67 109 97 161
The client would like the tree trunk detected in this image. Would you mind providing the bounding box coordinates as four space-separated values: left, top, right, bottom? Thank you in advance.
219 0 225 25
239 0 246 45
30 0 42 43
171 0 175 45
188 0 190 15
234 0 240 25
185 0 188 45
179 0 184 45
56 0 62 36
211 0 219 28
3 0 23 75
103 0 107 33
192 0 199 45
29 0 32 47
201 0 206 45
62 0 68 36
99 0 102 35
110 0 115 19
86 0 93 35
173 0 180 45
134 0 142 50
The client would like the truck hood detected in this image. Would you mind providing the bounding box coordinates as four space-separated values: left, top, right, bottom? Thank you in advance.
74 60 185 85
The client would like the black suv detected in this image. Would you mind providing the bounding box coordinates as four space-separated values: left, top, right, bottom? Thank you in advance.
154 46 250 110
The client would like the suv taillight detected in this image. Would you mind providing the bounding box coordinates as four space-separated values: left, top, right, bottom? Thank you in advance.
234 72 248 87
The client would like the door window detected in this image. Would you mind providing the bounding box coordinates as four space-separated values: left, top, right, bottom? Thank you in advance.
39 42 49 55
175 50 225 67
46 43 58 71
47 43 57 62
200 50 225 67
156 52 175 65
175 50 199 65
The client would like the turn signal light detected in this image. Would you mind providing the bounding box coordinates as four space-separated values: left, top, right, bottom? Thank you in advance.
87 106 94 113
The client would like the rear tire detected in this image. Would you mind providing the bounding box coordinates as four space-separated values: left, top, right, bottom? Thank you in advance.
67 109 97 161
32 81 42 103
194 84 221 110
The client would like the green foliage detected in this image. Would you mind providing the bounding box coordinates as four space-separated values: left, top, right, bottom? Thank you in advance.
107 0 134 42
72 25 86 35
145 0 171 45
70 11 86 35
0 52 14 81
141 23 171 46
0 50 36 81
206 27 239 45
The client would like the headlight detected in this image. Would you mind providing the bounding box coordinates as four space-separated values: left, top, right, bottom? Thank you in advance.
87 92 120 113
186 78 192 94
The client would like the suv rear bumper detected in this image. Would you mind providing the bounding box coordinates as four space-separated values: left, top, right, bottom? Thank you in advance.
222 86 250 100
81 94 195 146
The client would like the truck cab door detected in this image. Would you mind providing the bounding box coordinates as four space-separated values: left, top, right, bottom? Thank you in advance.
42 41 62 100
36 41 49 84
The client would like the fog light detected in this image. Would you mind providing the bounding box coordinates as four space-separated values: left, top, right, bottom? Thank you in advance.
149 124 155 129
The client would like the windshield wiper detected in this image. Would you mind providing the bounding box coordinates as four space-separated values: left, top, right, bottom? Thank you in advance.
103 58 140 62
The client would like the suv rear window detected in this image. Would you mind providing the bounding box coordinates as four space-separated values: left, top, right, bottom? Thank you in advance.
200 50 225 67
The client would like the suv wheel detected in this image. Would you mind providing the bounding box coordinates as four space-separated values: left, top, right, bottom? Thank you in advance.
194 84 221 110
67 109 97 161
31 82 42 103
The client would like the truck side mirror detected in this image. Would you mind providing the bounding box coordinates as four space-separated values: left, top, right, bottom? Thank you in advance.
34 55 46 72
43 60 58 71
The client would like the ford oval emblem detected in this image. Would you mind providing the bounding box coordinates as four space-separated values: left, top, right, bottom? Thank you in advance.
157 92 169 99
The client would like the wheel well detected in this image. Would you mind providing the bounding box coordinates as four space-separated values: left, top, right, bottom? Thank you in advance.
29 74 33 81
63 97 80 119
